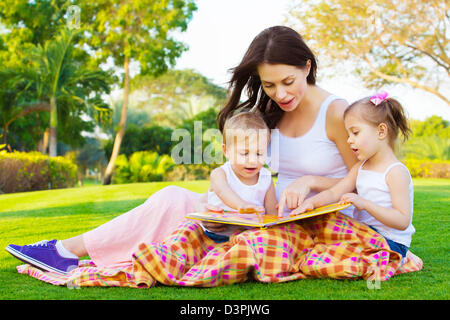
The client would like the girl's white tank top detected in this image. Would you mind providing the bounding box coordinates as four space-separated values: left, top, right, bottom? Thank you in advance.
354 161 415 247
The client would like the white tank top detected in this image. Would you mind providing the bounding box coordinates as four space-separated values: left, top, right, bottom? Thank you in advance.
353 161 415 247
206 161 273 237
267 95 353 217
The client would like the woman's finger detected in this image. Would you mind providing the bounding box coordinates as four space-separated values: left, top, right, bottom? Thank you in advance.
287 193 299 210
278 193 286 217
297 193 306 207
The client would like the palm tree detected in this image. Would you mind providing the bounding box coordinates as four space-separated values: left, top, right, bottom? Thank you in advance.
0 65 50 147
30 27 111 156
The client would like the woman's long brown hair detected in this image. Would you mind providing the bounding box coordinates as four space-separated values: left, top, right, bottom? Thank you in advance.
217 26 318 132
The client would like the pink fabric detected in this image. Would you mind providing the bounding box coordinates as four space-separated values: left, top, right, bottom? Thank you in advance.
83 186 202 267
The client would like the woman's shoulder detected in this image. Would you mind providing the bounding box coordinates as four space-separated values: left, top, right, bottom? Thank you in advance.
324 96 350 141
326 97 349 121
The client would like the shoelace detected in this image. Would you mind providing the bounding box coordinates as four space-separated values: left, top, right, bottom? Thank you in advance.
28 240 51 247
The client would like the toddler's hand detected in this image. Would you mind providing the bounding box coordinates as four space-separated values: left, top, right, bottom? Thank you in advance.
339 193 365 210
238 204 265 214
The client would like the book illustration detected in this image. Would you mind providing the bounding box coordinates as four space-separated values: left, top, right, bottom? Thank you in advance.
186 202 351 229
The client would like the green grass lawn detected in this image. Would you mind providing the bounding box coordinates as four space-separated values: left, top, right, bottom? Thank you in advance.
0 179 449 300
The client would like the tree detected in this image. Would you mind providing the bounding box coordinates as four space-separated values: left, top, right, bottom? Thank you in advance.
1 3 113 154
287 0 449 105
401 116 450 160
79 0 197 184
0 0 76 46
130 69 228 127
29 27 111 156
0 68 48 146
103 124 174 159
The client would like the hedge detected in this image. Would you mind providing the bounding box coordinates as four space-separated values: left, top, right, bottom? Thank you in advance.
404 159 450 179
0 151 77 194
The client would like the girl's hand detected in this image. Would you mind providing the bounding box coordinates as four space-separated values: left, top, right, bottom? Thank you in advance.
277 176 312 216
339 193 366 210
289 199 315 216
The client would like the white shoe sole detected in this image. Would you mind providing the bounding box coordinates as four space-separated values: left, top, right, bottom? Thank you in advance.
5 245 69 275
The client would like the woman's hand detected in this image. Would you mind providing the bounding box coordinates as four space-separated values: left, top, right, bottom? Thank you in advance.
277 176 313 217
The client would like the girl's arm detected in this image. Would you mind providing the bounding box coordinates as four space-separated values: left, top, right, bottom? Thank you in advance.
289 162 360 216
277 100 358 216
263 180 278 215
340 165 412 230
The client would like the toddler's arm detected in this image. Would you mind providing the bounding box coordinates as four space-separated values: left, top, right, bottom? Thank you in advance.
209 167 255 211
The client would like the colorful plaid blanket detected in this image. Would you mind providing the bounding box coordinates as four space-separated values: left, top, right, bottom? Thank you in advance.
16 212 422 288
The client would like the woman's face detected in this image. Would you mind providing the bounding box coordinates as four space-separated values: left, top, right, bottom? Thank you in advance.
257 63 310 112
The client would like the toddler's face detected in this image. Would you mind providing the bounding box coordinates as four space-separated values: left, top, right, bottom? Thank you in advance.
224 130 269 180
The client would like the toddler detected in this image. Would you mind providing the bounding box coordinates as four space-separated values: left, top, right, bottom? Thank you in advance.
202 112 278 242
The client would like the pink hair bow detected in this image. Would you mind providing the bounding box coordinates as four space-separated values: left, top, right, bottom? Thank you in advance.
369 90 389 106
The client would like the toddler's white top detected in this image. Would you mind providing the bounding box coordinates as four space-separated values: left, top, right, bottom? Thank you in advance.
353 161 415 247
205 161 272 237
267 95 353 217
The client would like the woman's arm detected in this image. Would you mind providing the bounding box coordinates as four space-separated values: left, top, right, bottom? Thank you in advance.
326 99 359 171
263 180 278 215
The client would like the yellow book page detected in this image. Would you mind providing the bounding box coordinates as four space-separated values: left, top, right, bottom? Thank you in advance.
186 203 351 229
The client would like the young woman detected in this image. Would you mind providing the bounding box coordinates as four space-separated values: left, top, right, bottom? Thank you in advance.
206 26 357 231
6 26 357 274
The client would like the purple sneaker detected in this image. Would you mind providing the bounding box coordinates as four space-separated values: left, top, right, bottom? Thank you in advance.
5 239 78 275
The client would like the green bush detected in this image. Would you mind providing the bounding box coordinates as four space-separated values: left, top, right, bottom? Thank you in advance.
0 151 77 193
404 158 450 179
164 163 220 181
113 151 175 184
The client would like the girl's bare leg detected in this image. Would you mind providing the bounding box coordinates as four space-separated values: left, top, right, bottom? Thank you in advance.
61 235 87 258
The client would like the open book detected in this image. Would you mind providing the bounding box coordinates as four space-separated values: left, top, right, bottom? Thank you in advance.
186 202 351 229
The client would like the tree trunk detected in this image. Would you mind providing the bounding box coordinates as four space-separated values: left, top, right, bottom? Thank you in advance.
38 128 50 154
103 57 130 185
49 97 58 157
2 124 7 145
